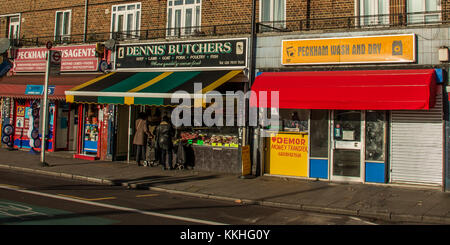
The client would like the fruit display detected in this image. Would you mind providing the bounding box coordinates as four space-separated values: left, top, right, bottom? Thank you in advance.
178 131 238 147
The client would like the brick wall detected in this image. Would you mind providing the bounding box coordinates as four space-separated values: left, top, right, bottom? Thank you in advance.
1 0 450 46
201 0 253 35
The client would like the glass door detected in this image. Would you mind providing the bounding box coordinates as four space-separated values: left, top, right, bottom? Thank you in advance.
331 110 364 181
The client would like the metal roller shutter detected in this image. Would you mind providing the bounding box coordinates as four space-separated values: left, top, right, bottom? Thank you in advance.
390 86 443 186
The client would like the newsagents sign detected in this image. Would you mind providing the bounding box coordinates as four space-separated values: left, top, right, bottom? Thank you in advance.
115 38 248 70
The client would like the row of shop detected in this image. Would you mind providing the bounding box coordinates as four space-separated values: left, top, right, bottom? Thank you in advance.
0 35 448 189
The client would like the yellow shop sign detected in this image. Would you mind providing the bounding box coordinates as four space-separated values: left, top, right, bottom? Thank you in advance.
282 34 415 65
268 133 309 177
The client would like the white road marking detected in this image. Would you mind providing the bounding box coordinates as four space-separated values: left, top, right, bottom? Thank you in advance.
0 185 227 225
349 216 378 225
0 201 52 219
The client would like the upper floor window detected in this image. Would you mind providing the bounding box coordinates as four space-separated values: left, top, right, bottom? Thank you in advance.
111 2 141 40
8 15 20 40
359 0 389 26
55 10 71 42
260 0 285 30
407 0 441 24
167 0 201 37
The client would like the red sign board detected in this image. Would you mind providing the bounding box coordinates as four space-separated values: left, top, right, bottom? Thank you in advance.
12 44 99 72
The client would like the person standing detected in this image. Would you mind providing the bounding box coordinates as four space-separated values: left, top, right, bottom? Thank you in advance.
133 112 149 166
155 116 174 170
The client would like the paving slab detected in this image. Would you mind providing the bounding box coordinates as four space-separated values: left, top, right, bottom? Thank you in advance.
0 148 449 224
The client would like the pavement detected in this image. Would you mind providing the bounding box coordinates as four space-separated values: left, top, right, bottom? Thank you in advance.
0 148 449 224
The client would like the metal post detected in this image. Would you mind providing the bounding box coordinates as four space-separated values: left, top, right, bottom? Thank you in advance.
83 0 89 42
40 51 50 167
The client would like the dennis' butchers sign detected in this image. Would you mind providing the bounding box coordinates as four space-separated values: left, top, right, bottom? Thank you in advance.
115 38 247 70
282 34 415 65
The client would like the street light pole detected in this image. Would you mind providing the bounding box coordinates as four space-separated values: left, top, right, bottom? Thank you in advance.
40 50 51 167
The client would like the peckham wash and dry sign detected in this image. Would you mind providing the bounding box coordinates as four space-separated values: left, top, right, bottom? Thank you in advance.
282 34 416 65
115 38 247 70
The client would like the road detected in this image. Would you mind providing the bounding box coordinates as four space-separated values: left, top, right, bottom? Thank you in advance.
0 168 404 226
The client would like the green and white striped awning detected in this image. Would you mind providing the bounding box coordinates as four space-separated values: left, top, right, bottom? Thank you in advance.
65 70 243 106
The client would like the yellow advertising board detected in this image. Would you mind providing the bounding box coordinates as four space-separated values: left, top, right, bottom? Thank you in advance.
268 133 309 177
282 34 415 65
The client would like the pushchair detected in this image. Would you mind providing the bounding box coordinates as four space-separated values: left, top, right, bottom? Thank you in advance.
173 142 187 170
143 136 159 167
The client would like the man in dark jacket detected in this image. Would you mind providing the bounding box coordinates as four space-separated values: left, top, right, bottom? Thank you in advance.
155 116 175 170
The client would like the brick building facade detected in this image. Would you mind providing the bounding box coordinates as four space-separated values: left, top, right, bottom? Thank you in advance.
2 0 449 47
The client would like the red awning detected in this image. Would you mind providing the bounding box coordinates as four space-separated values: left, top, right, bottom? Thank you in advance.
0 73 102 100
250 69 437 110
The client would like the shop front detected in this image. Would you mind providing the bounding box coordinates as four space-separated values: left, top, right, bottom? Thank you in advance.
253 69 443 186
0 43 108 156
65 38 249 173
250 33 448 187
0 43 105 153
0 74 100 152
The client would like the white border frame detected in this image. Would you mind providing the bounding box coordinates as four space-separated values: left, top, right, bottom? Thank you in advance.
113 37 249 71
281 33 416 66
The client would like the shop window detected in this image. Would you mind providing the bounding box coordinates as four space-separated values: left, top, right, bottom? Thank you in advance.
83 104 99 155
278 109 309 132
310 110 329 158
55 10 71 43
111 2 141 40
358 0 389 26
407 0 441 24
167 0 201 37
365 111 386 162
260 0 285 30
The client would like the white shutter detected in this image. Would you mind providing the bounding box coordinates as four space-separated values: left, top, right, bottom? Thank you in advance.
390 86 443 186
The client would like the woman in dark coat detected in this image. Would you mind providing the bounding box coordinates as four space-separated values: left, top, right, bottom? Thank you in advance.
155 116 175 170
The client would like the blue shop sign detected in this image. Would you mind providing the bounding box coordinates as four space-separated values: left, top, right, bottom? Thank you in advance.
25 85 55 95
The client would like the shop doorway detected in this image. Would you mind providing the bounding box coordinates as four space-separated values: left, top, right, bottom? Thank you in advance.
331 110 364 182
114 105 130 161
55 102 70 150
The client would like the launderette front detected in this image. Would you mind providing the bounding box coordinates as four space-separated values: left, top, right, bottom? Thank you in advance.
251 69 444 186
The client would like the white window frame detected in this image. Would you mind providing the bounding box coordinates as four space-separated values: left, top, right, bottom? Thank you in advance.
110 2 141 40
54 10 72 42
259 0 286 30
166 0 202 37
356 0 390 26
407 0 441 24
8 14 21 40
